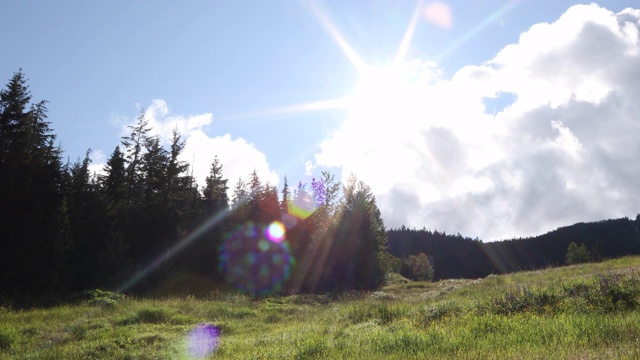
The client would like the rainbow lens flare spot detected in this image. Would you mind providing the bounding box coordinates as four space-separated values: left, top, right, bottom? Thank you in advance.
288 197 317 219
219 222 295 295
186 323 220 359
266 221 286 243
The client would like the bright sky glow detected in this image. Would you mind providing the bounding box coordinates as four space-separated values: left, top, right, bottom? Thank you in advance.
2 0 640 241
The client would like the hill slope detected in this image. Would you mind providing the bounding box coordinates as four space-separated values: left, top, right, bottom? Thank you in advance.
388 216 640 280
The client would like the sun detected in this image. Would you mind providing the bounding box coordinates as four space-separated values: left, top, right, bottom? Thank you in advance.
348 64 427 127
221 1 431 125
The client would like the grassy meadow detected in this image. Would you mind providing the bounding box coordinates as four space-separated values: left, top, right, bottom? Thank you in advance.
2 256 640 359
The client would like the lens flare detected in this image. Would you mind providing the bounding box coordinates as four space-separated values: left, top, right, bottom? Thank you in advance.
219 222 295 295
288 196 317 220
186 323 220 359
281 213 298 229
266 221 286 243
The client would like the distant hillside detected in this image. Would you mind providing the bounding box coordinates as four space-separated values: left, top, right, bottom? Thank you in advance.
387 215 640 280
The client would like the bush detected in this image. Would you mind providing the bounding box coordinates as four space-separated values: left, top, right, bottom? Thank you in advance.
414 302 461 326
484 271 640 315
84 289 124 308
118 307 193 325
403 253 434 281
562 272 640 312
0 325 17 351
488 286 560 315
566 242 591 265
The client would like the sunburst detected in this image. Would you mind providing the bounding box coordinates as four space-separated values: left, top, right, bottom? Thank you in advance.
119 0 520 292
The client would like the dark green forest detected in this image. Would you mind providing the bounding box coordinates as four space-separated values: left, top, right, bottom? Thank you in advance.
388 217 640 280
0 71 391 304
2 70 640 305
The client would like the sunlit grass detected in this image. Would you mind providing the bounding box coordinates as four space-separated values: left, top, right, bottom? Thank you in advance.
1 256 640 359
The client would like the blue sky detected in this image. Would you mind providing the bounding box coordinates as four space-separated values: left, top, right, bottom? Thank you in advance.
2 1 640 240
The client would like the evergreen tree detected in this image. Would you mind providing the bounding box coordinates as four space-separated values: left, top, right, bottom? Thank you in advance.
260 184 281 223
247 170 262 222
280 176 290 214
120 110 150 203
189 156 230 277
231 177 248 210
319 171 341 212
0 70 64 298
203 156 229 216
98 145 131 287
313 175 389 291
101 146 127 205
62 151 114 291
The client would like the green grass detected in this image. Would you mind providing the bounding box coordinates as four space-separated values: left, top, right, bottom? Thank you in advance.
2 256 640 359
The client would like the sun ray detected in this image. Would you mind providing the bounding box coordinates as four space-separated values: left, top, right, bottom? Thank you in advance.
435 0 520 62
306 0 366 72
119 207 231 292
116 2 524 293
394 0 424 66
218 97 351 122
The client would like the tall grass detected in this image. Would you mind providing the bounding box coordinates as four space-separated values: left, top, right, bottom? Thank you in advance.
1 256 639 359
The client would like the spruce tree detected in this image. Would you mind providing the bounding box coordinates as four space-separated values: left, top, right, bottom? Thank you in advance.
0 70 64 298
280 176 290 214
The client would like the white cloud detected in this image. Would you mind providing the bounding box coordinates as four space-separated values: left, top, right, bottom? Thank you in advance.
88 149 107 177
313 4 640 240
99 100 278 198
182 130 279 195
304 159 315 176
143 99 214 143
141 99 279 190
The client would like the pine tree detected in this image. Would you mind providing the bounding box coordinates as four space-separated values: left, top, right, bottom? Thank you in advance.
188 156 230 277
320 176 389 291
280 176 290 214
319 171 341 212
98 145 131 287
203 156 229 215
231 177 248 210
230 177 249 225
62 151 113 291
120 110 150 203
0 70 65 298
101 146 127 205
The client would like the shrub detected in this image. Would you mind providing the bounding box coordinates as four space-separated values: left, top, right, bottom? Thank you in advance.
118 307 192 325
0 325 17 351
486 286 560 315
84 289 124 308
566 242 591 265
403 253 434 281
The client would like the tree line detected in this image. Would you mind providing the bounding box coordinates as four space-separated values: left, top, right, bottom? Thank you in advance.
0 70 394 304
388 216 640 280
4 70 637 304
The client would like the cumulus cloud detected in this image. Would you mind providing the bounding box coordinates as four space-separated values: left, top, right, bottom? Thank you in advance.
88 149 107 177
145 100 279 193
314 4 640 240
100 99 278 197
182 130 279 192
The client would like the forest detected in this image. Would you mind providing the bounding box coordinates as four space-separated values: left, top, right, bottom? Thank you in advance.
2 70 640 306
0 70 393 304
388 216 640 280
